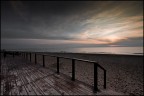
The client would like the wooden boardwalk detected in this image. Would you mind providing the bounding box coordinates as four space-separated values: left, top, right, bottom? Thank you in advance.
1 55 124 95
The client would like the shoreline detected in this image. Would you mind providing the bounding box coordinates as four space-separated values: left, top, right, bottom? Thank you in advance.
1 49 143 56
38 51 144 57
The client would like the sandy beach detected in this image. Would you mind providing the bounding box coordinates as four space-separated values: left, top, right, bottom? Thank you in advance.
28 52 143 95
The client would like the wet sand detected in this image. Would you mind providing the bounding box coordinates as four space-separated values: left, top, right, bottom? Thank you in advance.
30 52 143 95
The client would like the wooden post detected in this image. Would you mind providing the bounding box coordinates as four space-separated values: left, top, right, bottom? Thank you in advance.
35 53 37 64
30 53 31 61
57 57 59 74
104 70 106 89
43 55 45 67
4 51 6 59
72 59 75 81
26 53 27 59
13 52 14 58
94 63 98 93
25 53 26 58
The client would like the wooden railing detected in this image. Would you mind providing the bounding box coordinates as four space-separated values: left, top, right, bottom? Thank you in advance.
2 51 106 93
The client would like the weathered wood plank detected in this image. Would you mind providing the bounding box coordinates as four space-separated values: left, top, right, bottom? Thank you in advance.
13 71 23 95
27 65 61 95
36 66 90 95
35 67 74 95
1 80 4 95
30 66 69 95
15 67 29 95
20 67 37 95
23 68 44 95
26 64 65 95
28 64 92 95
23 64 45 95
54 74 94 95
36 66 77 95
9 70 19 95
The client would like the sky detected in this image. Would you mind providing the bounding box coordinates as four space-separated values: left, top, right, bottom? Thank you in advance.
1 1 143 51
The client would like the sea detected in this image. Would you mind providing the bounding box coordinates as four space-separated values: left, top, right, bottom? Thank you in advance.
8 47 143 56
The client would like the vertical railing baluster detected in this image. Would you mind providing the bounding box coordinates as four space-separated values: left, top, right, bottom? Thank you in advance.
104 70 106 89
30 53 31 61
35 53 37 64
26 52 28 59
72 59 75 81
43 55 45 67
28 53 29 60
94 63 98 93
57 57 59 74
13 52 14 58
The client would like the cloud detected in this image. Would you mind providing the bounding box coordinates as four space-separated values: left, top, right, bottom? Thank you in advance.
1 1 143 49
112 37 143 47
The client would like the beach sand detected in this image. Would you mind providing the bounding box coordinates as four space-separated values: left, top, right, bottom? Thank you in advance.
29 52 143 95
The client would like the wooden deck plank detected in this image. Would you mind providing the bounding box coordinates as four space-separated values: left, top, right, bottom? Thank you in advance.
1 80 4 95
19 67 37 95
37 66 73 95
24 64 69 95
39 73 70 95
22 64 49 95
53 73 94 95
24 66 48 95
22 67 44 95
27 65 61 95
1 62 4 95
14 66 29 95
16 63 41 95
2 62 10 95
51 75 89 95
36 69 77 95
31 66 70 95
24 66 41 95
56 76 89 95
12 70 23 95
41 75 69 95
37 65 92 94
9 70 19 95
36 66 92 95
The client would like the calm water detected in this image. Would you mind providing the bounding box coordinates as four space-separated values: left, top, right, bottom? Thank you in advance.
72 47 143 55
13 47 143 55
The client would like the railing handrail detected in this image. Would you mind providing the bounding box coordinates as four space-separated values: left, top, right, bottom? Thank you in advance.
29 52 106 71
